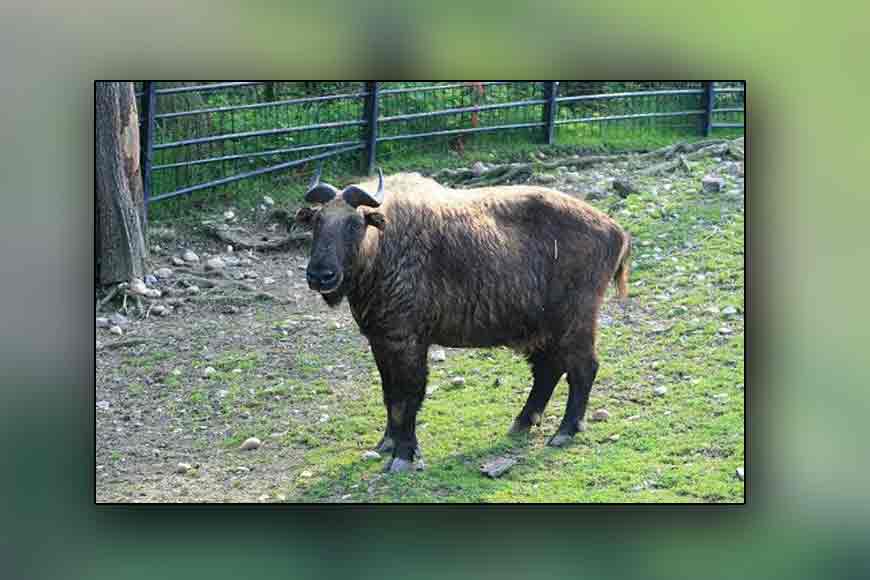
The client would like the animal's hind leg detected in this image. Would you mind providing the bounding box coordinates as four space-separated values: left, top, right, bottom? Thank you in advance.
374 417 395 453
509 351 564 435
548 331 598 447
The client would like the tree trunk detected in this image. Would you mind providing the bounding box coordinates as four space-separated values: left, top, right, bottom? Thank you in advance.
95 82 147 286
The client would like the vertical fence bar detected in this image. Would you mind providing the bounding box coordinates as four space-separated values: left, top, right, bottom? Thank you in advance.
362 81 379 175
542 81 559 144
140 81 156 220
702 81 715 136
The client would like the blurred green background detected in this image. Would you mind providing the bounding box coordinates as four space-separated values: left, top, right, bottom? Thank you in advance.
2 0 869 578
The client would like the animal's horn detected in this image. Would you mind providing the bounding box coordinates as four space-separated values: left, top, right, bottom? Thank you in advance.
304 162 339 203
342 168 384 208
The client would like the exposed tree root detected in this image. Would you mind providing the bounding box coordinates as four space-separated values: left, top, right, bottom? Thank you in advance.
96 282 128 312
98 338 151 351
202 222 310 252
432 138 739 187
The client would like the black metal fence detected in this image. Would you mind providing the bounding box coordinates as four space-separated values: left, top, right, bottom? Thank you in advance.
134 81 744 205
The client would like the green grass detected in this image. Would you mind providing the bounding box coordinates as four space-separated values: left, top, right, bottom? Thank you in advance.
255 165 745 503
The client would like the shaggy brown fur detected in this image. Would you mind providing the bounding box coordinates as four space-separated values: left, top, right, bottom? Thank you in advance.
297 172 631 472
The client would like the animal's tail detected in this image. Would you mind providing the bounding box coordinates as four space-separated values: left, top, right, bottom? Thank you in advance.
613 231 632 299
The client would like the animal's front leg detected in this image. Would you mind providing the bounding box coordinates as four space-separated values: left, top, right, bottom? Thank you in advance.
370 337 429 473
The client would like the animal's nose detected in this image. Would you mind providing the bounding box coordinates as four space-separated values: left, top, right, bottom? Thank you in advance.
307 267 337 286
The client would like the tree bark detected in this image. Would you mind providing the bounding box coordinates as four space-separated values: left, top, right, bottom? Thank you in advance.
95 82 147 286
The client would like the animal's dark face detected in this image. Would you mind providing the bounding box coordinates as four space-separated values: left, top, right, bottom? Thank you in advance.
294 166 387 307
296 203 384 307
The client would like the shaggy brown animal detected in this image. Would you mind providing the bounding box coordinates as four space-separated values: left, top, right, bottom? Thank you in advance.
296 169 631 473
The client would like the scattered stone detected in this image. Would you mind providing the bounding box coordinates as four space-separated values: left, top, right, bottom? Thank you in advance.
299 470 313 478
202 366 217 377
222 305 239 315
319 414 330 423
263 277 275 285
262 195 275 206
736 467 745 481
718 326 734 335
627 414 641 421
109 325 123 336
705 306 721 315
429 349 447 363
175 462 192 474
535 173 557 184
129 278 150 296
151 244 162 254
226 245 234 254
613 178 639 198
712 393 729 402
155 267 173 279
450 376 466 387
590 409 611 422
328 321 340 330
239 437 262 451
151 304 168 316
653 385 668 397
171 368 182 377
242 270 258 279
702 175 725 193
362 450 381 460
608 433 621 442
481 457 516 479
182 250 199 263
96 400 110 410
341 494 353 501
96 317 110 328
223 256 241 267
426 385 439 396
722 305 738 317
563 171 582 184
171 256 185 266
203 257 225 271
223 210 236 221
471 161 486 176
144 274 158 287
185 285 200 295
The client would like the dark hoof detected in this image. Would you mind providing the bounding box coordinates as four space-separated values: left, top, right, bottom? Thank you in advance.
375 436 395 453
386 457 414 473
508 420 531 436
547 433 574 448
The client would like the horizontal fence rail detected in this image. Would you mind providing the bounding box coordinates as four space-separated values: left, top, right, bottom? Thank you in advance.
134 81 744 207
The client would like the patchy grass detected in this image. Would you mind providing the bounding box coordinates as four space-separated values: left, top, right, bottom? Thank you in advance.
271 162 745 503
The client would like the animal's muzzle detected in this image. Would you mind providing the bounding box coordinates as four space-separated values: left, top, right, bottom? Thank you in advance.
306 268 340 293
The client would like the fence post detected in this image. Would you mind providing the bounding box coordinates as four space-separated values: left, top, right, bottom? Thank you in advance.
140 81 156 222
543 81 558 145
362 82 379 175
702 81 715 137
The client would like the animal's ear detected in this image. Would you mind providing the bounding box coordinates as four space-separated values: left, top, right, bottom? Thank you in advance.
295 207 317 227
361 208 386 230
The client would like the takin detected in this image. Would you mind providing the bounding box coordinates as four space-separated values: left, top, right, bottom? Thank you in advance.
294 167 631 473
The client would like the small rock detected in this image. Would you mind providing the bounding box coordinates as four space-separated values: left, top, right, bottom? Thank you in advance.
563 171 582 184
590 409 611 422
223 210 236 221
242 270 258 279
144 275 158 286
96 317 110 328
299 470 313 478
328 321 340 330
535 173 557 184
175 462 192 474
182 250 199 263
205 257 226 271
702 175 725 193
362 450 381 460
627 414 641 421
171 368 182 376
341 494 353 501
239 437 262 451
718 326 734 335
151 305 168 316
319 414 329 423
262 196 275 207
429 349 447 363
151 244 162 254
481 457 516 479
736 467 745 481
722 305 738 317
613 178 639 198
705 306 721 315
129 278 149 296
450 376 466 387
653 386 668 397
217 389 229 398
202 366 217 377
263 277 275 285
109 313 129 326
425 385 439 396
226 245 234 254
171 256 185 266
608 433 621 442
223 256 241 267
96 400 110 410
109 325 123 336
155 268 174 279
222 305 239 315
471 161 486 176
185 285 200 295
